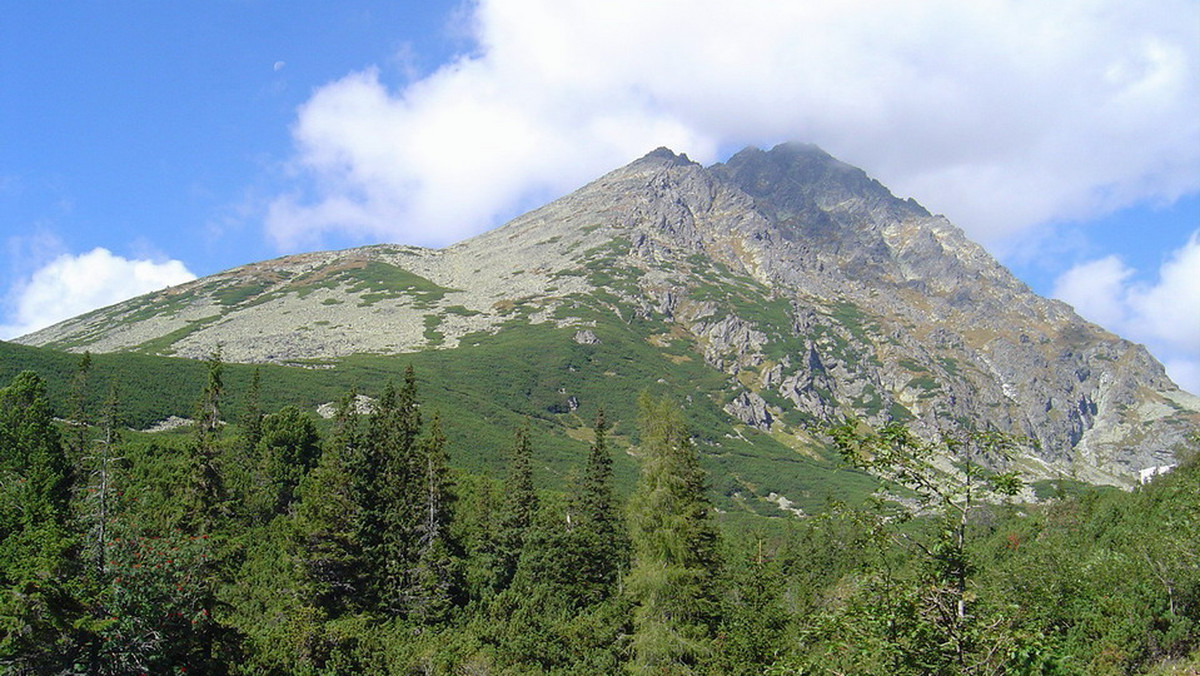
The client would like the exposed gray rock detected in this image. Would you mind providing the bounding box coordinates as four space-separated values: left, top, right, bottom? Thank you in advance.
316 394 376 419
18 143 1198 486
143 416 194 433
724 391 773 430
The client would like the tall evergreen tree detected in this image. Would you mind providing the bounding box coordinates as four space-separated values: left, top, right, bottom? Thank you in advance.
225 366 265 523
177 350 237 671
406 412 460 623
486 414 629 671
296 390 365 616
68 351 93 464
83 383 123 580
241 366 264 451
258 405 321 515
183 349 228 535
495 425 538 592
351 381 395 602
0 371 80 670
0 371 72 534
626 394 720 674
198 347 224 434
77 383 124 675
352 366 427 616
568 408 628 604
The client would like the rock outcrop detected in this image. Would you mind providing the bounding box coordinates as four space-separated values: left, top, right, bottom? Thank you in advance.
17 143 1199 485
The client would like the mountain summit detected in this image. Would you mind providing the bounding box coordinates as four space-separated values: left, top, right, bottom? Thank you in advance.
17 143 1198 486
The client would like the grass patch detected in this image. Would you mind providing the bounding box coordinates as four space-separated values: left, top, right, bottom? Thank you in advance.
423 315 445 346
826 300 876 344
939 357 961 377
906 374 940 393
212 280 274 306
132 315 223 356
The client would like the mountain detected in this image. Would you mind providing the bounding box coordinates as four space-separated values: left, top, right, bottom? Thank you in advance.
15 143 1199 487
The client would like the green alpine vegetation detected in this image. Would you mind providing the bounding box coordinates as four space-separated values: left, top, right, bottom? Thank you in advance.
1 359 1196 674
3 144 1199 674
16 144 1197 498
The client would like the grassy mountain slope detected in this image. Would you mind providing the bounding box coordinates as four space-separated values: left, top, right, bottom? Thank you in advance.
12 144 1199 489
1 311 878 516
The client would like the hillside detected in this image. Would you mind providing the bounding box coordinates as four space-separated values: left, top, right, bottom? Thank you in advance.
14 143 1199 487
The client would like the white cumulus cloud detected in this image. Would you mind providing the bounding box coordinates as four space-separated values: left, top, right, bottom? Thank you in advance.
267 0 1199 251
1053 232 1200 393
1049 256 1134 329
0 248 196 340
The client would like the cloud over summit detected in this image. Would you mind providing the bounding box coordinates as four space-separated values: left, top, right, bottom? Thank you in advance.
266 0 1199 251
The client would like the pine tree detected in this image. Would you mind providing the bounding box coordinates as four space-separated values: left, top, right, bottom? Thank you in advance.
258 405 320 515
183 349 228 536
406 412 460 623
68 351 93 464
495 425 538 592
83 383 123 580
357 370 424 615
568 408 628 604
225 366 265 524
489 413 629 671
626 394 720 674
241 366 264 451
351 381 395 605
349 366 429 616
199 347 224 434
296 390 365 616
0 371 80 670
78 383 124 675
177 350 236 671
0 372 73 531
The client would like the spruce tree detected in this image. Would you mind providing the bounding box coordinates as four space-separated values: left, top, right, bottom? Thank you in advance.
406 412 460 623
495 425 538 592
68 351 93 464
0 371 72 533
241 366 264 451
83 383 123 580
568 408 628 604
177 350 235 670
352 381 396 608
198 347 224 434
257 405 320 515
357 370 423 615
75 383 123 674
0 371 79 669
183 349 228 535
225 366 264 523
296 390 365 616
626 394 720 674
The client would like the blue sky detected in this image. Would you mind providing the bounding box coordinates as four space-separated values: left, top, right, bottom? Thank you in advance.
2 1 1198 392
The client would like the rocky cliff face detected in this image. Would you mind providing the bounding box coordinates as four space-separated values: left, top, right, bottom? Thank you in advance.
17 143 1198 486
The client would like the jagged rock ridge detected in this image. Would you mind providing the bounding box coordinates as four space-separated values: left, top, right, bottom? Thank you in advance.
17 143 1199 486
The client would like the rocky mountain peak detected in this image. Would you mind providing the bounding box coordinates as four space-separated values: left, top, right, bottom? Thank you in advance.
15 143 1198 487
716 142 929 222
634 146 700 168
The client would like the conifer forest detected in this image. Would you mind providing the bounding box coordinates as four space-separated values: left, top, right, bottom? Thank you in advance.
1 355 1197 675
